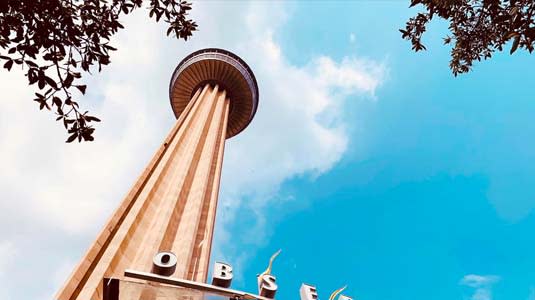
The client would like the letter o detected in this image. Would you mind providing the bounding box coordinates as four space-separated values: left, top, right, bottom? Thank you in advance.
151 251 177 276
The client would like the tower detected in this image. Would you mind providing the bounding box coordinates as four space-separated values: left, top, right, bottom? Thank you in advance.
56 48 258 300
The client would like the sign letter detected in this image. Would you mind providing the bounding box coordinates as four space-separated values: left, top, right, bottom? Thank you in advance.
258 274 278 299
300 284 318 300
211 262 233 288
151 251 177 276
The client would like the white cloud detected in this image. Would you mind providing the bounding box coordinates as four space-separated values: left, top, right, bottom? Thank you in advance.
0 241 16 274
315 56 383 95
461 274 500 288
0 1 384 297
461 274 500 300
349 32 356 44
0 241 16 299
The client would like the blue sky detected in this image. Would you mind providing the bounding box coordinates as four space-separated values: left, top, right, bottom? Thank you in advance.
0 1 535 300
223 2 535 300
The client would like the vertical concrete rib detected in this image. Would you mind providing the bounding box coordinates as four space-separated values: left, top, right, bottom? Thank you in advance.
169 87 227 278
189 97 230 282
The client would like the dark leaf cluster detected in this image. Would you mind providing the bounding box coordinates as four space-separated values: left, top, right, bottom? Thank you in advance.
0 0 197 142
401 0 535 75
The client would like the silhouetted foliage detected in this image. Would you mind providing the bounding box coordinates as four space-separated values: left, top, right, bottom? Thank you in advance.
401 0 535 76
0 0 197 142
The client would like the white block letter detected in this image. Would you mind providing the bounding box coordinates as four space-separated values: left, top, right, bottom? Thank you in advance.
259 274 278 299
300 284 318 300
151 251 177 276
211 262 233 288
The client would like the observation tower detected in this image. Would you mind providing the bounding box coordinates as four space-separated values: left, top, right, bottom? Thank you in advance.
56 48 258 300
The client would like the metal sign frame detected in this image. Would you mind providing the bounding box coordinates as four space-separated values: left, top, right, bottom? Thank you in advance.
123 269 273 300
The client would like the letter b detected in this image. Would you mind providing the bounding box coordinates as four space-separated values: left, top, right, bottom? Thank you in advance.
212 262 233 288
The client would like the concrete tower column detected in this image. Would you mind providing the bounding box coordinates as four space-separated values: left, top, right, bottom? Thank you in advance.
56 49 258 300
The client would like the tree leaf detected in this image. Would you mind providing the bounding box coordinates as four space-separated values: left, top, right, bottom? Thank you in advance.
64 73 74 88
45 76 58 89
52 96 62 107
86 116 101 122
505 32 519 40
75 85 87 94
409 0 422 8
25 60 38 68
1 0 198 142
66 133 78 143
3 60 13 71
510 36 520 54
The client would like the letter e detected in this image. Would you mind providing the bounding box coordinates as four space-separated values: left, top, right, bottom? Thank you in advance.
300 284 318 300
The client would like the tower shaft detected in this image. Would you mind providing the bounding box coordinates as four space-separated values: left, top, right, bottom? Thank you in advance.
57 83 230 300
